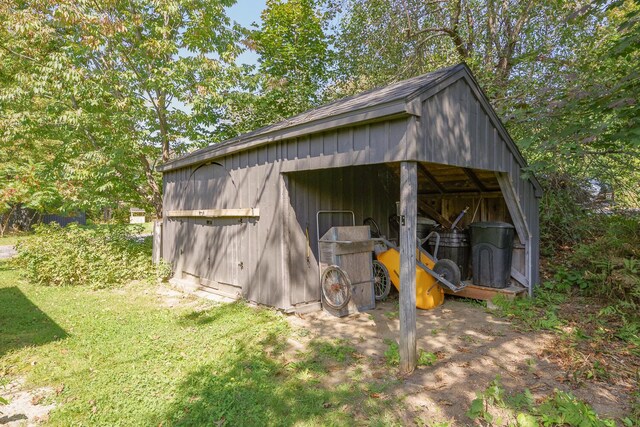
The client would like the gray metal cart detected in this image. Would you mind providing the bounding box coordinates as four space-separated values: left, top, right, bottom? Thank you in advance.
317 210 376 317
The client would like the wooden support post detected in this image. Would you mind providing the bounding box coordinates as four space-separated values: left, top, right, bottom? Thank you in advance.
399 161 418 374
496 172 534 296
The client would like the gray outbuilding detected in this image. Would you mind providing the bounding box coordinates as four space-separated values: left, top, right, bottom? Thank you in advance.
157 63 542 314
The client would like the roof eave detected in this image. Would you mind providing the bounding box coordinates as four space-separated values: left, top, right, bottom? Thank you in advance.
157 99 412 172
405 64 544 197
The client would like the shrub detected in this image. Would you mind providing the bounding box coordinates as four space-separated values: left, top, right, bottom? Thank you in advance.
538 174 601 256
567 214 640 306
467 376 616 426
15 223 157 288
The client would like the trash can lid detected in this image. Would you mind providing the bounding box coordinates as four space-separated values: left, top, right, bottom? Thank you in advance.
468 221 514 229
417 216 437 225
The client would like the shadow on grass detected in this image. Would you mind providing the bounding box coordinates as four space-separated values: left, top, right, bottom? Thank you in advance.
179 307 231 326
158 343 362 426
178 301 280 329
0 286 67 357
152 335 384 426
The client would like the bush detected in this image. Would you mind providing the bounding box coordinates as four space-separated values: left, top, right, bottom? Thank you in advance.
568 214 640 306
538 174 601 256
15 223 157 288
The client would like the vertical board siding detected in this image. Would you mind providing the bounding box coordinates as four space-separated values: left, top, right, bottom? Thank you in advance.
163 158 287 308
162 80 541 310
421 77 540 288
337 128 352 154
170 118 409 305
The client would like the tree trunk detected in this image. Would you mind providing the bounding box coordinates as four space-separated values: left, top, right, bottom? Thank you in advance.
157 91 171 163
0 205 17 238
139 154 163 218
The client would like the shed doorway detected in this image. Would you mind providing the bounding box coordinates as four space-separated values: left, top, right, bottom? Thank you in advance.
285 161 527 311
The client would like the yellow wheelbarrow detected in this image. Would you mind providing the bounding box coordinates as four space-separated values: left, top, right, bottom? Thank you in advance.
371 232 467 310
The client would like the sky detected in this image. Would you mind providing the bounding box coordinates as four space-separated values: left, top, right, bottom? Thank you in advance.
227 0 268 66
171 1 267 114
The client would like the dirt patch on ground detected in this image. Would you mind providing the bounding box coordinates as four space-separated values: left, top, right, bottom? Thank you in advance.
0 378 55 426
286 297 633 424
0 246 16 260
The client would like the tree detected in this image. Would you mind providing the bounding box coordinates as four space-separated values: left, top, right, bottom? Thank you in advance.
329 0 591 115
509 0 640 204
0 0 241 217
214 0 332 138
328 0 639 204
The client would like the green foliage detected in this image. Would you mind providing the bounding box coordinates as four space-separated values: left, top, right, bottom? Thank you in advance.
468 376 615 426
417 350 437 366
0 0 242 217
492 283 565 332
467 376 505 424
522 210 640 347
538 175 602 256
155 259 173 283
568 214 640 305
15 223 155 288
329 0 640 205
630 389 640 425
219 0 332 138
0 264 402 425
513 0 640 203
537 391 616 427
383 339 400 366
383 339 437 367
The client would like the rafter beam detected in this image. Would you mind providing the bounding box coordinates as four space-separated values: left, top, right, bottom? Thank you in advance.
417 163 446 194
417 199 453 227
418 190 503 198
463 168 488 192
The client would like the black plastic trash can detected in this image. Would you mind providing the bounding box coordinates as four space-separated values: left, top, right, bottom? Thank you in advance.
416 216 436 240
425 229 470 280
469 222 515 288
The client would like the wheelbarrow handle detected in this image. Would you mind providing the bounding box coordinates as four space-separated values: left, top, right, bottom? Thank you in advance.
418 231 440 260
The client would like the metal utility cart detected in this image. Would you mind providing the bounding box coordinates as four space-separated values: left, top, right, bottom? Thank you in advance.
317 211 376 317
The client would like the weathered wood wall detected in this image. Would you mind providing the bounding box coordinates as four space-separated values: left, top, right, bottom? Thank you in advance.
161 75 541 309
420 77 540 289
162 119 408 310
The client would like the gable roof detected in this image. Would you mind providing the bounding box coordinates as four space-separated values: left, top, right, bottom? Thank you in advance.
158 64 462 172
157 63 541 195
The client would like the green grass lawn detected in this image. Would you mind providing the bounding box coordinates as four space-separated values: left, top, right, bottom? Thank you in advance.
0 233 29 246
0 260 397 426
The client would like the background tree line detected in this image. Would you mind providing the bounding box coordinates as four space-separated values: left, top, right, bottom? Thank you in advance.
1 0 638 223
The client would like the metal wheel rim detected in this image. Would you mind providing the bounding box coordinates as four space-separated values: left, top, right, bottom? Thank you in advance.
363 217 381 238
321 267 351 309
372 261 390 300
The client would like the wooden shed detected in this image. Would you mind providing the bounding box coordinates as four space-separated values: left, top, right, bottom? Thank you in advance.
157 63 542 313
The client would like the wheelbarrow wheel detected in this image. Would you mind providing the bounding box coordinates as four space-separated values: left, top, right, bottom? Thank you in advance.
372 260 391 300
433 258 461 287
321 266 352 310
